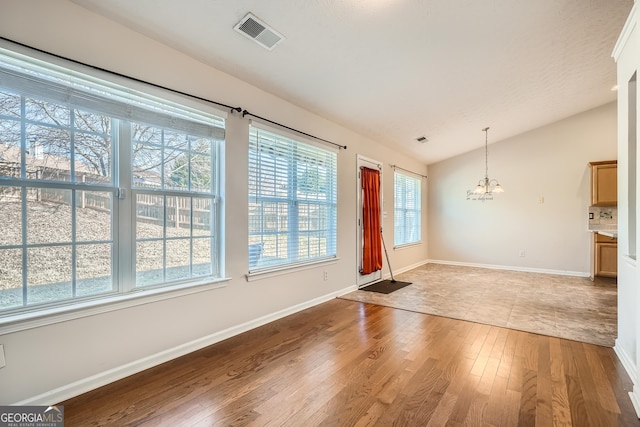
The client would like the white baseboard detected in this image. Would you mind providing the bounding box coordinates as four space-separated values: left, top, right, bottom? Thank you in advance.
630 388 640 419
614 340 638 384
614 340 640 418
383 260 429 280
14 285 354 406
427 259 589 277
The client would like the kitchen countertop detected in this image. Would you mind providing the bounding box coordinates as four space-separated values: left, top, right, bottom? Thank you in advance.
595 230 617 238
588 227 618 238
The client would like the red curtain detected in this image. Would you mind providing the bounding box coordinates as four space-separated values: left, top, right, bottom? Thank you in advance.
361 167 382 275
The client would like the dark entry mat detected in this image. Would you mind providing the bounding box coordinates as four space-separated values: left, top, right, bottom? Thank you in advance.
361 280 412 294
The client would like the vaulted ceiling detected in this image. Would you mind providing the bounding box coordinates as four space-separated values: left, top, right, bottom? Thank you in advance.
71 0 633 164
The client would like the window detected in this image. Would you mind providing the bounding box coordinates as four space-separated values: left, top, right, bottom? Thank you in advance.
394 171 421 246
248 125 337 272
132 125 220 286
0 48 224 316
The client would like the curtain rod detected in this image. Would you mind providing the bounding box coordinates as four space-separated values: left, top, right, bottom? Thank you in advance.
390 164 428 179
0 36 243 114
242 110 347 150
2 37 348 150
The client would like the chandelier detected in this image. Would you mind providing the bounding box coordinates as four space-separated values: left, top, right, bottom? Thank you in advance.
473 127 504 195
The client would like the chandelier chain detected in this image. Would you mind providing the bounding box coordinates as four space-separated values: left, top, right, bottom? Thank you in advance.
471 126 503 196
483 127 489 180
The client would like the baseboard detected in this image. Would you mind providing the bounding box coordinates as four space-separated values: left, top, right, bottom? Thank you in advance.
613 340 640 417
427 259 589 277
614 340 638 384
630 388 640 419
14 285 354 406
383 259 429 280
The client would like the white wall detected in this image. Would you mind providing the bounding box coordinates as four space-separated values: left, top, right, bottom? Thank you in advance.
428 102 617 275
0 1 428 404
613 1 640 417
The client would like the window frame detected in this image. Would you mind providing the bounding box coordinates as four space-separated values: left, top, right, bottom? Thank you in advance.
247 123 338 275
393 170 422 248
0 43 227 327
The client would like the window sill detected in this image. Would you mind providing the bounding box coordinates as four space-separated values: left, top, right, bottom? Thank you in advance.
246 258 340 282
0 277 231 335
394 241 422 250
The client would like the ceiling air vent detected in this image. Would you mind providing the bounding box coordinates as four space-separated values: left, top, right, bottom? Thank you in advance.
234 13 285 50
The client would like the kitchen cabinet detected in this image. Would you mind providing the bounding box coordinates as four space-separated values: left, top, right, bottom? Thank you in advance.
589 161 617 206
588 160 617 280
591 233 618 279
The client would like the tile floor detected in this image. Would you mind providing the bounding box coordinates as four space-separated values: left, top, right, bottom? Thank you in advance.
340 263 617 347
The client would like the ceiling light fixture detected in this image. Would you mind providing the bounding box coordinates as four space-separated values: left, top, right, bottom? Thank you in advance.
472 127 504 195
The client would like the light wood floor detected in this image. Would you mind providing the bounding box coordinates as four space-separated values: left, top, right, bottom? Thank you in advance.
61 299 639 426
342 263 618 346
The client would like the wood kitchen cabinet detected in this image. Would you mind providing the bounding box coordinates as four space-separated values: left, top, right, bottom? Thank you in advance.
592 233 618 278
588 160 617 280
589 160 617 206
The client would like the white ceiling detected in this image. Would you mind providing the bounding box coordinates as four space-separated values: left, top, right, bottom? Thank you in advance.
71 0 633 164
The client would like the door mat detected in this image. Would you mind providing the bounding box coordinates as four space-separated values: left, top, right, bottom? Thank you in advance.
361 280 412 294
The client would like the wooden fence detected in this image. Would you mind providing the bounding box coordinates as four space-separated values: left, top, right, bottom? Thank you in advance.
0 187 211 231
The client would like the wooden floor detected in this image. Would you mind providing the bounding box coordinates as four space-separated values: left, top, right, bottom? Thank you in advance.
61 299 639 426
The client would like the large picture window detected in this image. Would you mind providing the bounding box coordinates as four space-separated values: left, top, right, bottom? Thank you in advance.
394 171 421 246
0 48 224 316
248 125 337 272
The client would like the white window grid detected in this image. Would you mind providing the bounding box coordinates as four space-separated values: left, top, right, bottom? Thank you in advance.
0 49 224 316
394 171 421 246
248 126 337 272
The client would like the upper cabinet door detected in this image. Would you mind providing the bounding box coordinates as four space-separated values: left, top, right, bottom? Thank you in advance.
590 161 618 206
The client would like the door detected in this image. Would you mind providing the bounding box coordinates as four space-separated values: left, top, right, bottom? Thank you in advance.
357 155 383 287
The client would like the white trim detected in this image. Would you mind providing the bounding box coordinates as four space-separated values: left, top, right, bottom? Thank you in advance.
356 154 384 288
612 2 637 61
427 259 589 277
614 341 640 418
394 241 422 250
630 388 640 419
388 259 428 277
614 340 638 384
0 278 231 335
623 254 638 268
12 284 354 405
246 258 339 281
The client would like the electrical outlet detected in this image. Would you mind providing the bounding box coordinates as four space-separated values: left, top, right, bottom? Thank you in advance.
519 250 525 257
0 344 5 369
323 271 328 281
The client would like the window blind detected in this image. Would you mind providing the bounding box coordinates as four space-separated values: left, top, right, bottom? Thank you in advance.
394 171 421 246
0 46 224 316
0 50 225 139
248 126 337 272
